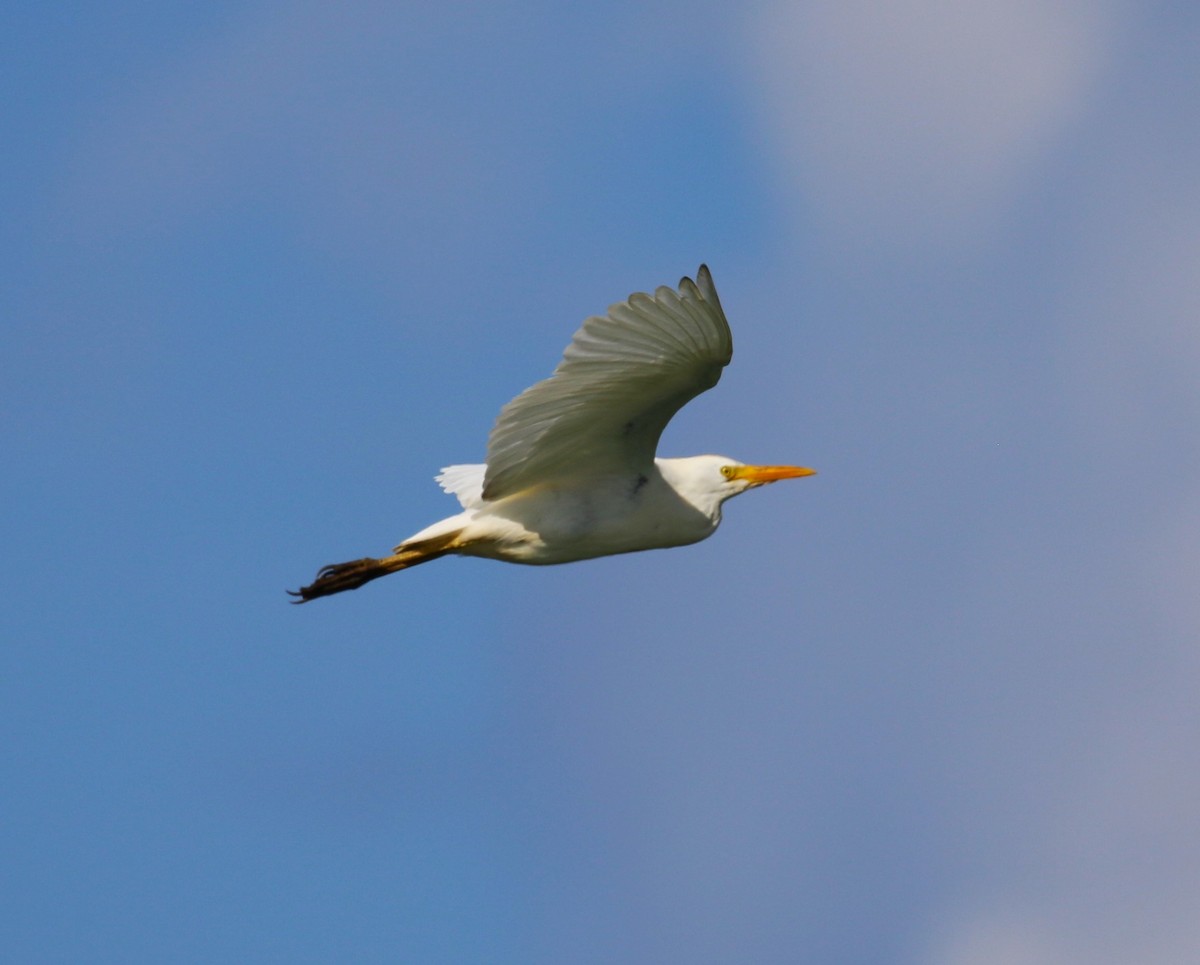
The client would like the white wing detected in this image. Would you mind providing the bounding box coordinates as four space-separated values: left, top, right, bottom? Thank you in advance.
436 463 486 509
481 265 732 500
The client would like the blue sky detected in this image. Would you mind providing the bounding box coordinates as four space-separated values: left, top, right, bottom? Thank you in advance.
4 2 1199 962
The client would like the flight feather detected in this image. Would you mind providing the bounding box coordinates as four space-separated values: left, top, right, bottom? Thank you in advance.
481 265 732 500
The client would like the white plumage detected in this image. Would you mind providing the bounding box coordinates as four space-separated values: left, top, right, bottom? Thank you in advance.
434 464 486 510
291 266 814 602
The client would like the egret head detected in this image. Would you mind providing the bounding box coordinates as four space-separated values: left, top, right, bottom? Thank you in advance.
716 458 816 495
660 455 816 516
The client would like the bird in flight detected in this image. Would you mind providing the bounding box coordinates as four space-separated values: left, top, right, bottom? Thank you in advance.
290 265 814 602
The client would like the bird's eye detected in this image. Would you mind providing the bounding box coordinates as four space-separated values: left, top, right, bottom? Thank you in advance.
720 465 735 479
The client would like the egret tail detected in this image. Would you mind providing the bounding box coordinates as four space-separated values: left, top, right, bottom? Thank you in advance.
288 531 463 602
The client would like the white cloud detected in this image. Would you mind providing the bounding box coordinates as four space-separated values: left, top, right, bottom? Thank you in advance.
743 0 1117 248
927 908 1067 965
740 5 1200 961
928 96 1200 965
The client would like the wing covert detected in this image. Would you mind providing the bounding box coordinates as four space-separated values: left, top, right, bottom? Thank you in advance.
481 265 732 500
435 464 486 509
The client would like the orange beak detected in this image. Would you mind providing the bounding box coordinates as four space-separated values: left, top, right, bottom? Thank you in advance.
731 464 817 486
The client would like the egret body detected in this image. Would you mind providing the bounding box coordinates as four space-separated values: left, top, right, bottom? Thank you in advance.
291 266 814 601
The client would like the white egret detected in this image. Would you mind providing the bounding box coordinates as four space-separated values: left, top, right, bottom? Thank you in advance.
290 265 814 602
